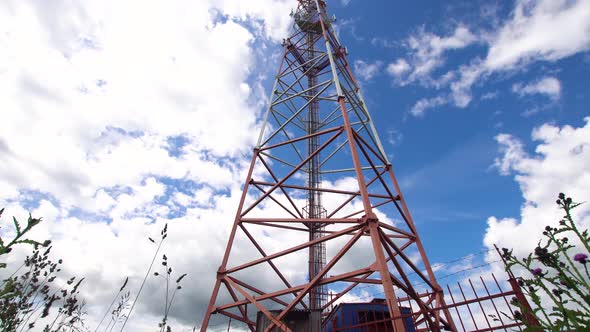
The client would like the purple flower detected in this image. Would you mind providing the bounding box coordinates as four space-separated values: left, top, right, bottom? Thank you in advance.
574 253 588 264
531 268 543 276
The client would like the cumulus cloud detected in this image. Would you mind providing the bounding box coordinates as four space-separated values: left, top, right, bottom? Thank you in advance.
493 134 527 176
0 2 424 329
0 0 278 204
386 59 410 78
485 117 590 260
211 0 294 41
0 0 296 330
409 96 448 117
389 0 590 114
353 59 383 82
512 76 561 100
485 0 590 70
385 25 477 86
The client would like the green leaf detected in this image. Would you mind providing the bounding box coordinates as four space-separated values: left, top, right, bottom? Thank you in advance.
0 262 6 269
12 216 21 236
27 214 41 228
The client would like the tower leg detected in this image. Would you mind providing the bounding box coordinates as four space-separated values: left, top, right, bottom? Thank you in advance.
200 279 222 332
368 218 406 332
199 152 259 331
388 167 457 331
339 92 406 331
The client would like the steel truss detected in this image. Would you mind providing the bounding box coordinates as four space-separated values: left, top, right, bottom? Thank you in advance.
201 1 457 331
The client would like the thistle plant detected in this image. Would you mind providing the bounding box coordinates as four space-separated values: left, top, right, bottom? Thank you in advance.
501 193 590 331
0 210 87 331
0 208 50 265
0 244 85 332
2 209 186 331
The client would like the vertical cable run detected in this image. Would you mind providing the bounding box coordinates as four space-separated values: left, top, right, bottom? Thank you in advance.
298 0 327 314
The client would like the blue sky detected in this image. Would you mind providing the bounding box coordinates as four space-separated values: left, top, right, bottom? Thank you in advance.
320 0 590 266
0 0 589 330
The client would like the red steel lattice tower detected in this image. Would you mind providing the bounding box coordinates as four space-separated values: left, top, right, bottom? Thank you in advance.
201 1 457 331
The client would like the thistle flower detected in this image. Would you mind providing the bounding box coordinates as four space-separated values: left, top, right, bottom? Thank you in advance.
531 268 542 276
574 253 588 264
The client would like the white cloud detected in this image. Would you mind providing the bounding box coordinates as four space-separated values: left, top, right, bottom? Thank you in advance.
512 76 561 100
353 59 382 81
407 25 476 78
386 58 410 78
0 0 298 207
454 0 588 107
391 0 590 114
0 0 296 330
493 134 527 175
386 128 403 146
485 0 590 70
0 2 256 200
212 0 294 41
0 2 422 327
481 91 499 100
449 61 485 108
386 25 477 86
485 117 590 259
410 96 448 117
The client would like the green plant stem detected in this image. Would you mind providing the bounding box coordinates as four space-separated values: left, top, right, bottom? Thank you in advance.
536 271 579 329
95 289 123 332
108 312 122 332
165 288 178 320
509 259 554 326
119 238 165 332
0 261 26 289
25 278 80 332
18 271 54 330
548 232 590 289
547 278 590 315
0 215 42 256
161 285 181 332
522 281 551 326
564 204 590 254
560 250 590 292
47 307 65 332
17 261 38 304
161 273 170 332
103 317 114 332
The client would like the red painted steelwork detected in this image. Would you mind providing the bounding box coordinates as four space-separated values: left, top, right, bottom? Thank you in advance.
199 1 463 331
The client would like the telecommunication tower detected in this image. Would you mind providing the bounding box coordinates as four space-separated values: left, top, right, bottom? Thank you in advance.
200 1 457 331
